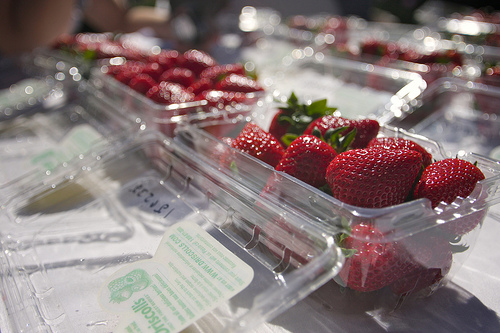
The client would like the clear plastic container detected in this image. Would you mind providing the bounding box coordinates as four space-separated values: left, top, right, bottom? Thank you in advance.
394 77 500 158
174 111 500 320
21 47 93 83
0 81 142 199
89 67 259 136
264 52 427 124
0 75 65 122
0 130 340 333
312 23 468 86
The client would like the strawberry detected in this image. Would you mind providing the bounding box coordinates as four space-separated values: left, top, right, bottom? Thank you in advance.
326 148 422 208
215 74 264 93
195 90 248 107
128 73 157 95
268 92 337 148
367 137 433 168
230 122 285 168
413 158 485 209
146 82 195 104
187 78 213 95
338 223 412 292
413 158 485 235
391 233 453 296
199 63 245 82
141 62 163 82
304 115 380 149
276 135 337 188
113 61 145 85
179 49 217 76
159 67 196 88
147 49 180 71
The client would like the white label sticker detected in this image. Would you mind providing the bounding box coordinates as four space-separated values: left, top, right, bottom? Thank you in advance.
99 221 254 333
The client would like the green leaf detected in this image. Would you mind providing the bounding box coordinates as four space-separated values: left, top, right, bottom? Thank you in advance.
342 248 358 258
338 128 357 152
281 133 299 146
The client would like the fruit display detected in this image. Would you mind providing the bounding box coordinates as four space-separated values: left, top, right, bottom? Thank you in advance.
2 5 500 333
175 93 500 308
103 48 263 107
88 46 263 136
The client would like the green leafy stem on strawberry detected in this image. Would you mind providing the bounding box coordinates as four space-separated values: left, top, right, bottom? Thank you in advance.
269 92 337 147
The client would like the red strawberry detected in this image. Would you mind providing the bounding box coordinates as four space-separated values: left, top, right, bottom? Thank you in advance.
230 122 285 168
146 82 195 104
147 49 179 71
180 49 217 76
199 63 245 82
276 135 337 188
187 78 213 95
113 61 145 85
391 233 452 296
304 115 380 149
268 92 337 148
159 67 196 88
128 73 157 95
326 148 421 208
367 137 433 168
215 74 264 93
141 62 163 82
338 223 411 292
413 158 485 209
413 158 485 235
196 89 248 107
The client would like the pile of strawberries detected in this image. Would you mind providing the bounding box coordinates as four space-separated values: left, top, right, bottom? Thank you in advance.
223 93 486 297
52 32 145 61
52 33 264 107
105 49 264 107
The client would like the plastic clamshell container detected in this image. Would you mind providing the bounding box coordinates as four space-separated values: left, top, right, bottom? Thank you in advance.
0 74 66 122
265 52 427 124
174 111 500 319
89 67 259 137
21 47 92 84
396 77 500 158
0 82 141 199
0 130 340 333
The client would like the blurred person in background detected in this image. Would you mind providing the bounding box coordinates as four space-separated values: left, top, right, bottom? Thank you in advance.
0 0 76 56
0 0 228 57
0 0 175 57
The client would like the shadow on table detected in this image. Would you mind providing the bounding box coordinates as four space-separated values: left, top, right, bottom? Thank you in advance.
270 280 500 333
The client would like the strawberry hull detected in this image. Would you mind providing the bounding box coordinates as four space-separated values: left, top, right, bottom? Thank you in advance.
175 112 500 314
